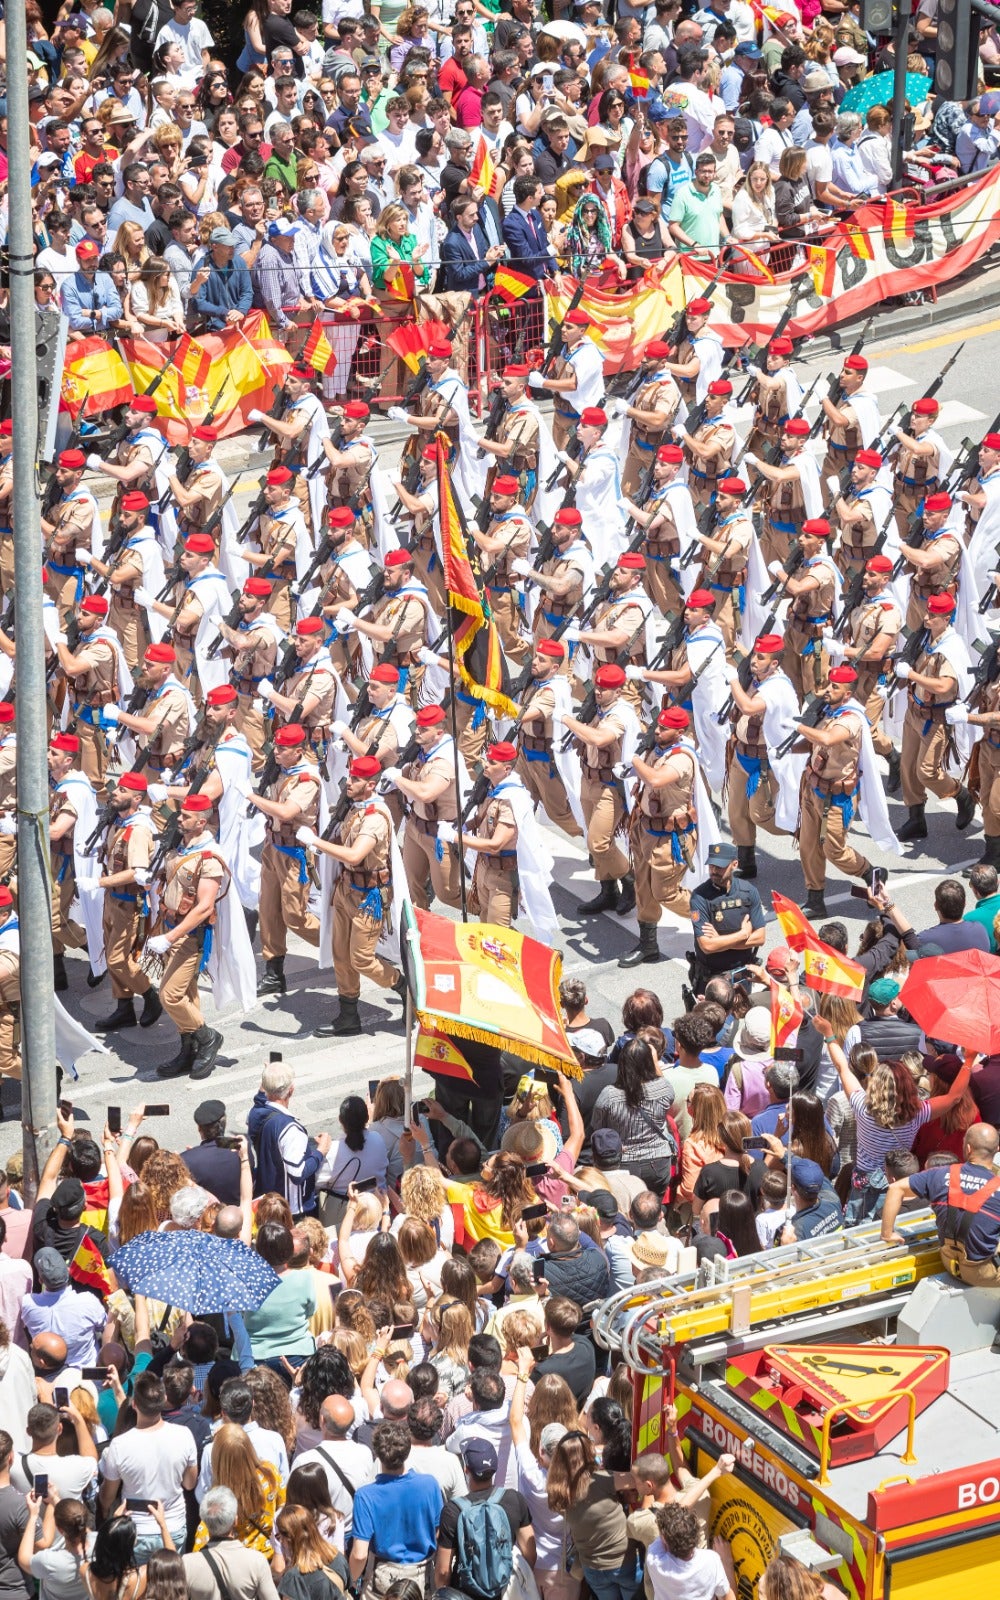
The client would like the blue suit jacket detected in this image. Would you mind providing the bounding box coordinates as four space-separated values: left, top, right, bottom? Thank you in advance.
501 206 551 282
440 222 492 294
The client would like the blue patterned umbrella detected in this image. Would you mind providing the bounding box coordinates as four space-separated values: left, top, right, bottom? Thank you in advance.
840 70 931 117
112 1230 281 1314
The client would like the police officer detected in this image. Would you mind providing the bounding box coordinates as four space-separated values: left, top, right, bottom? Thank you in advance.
689 841 766 994
881 1114 998 1286
779 1159 845 1243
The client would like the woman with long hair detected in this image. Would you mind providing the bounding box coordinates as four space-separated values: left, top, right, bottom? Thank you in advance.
759 1552 844 1600
193 1425 284 1558
397 1217 447 1307
293 1346 358 1452
448 1150 536 1248
391 1158 454 1249
282 1466 344 1554
81 1512 146 1600
678 1085 727 1205
912 1054 981 1164
113 1180 159 1249
112 220 149 281
692 1112 753 1222
369 203 429 293
354 1232 409 1304
547 1432 639 1600
566 194 624 284
316 1097 388 1227
334 1192 384 1282
592 1037 677 1194
621 198 672 281
439 1254 488 1332
141 1151 193 1224
140 1552 186 1600
528 1373 579 1457
130 256 185 341
275 1504 348 1598
423 1295 473 1399
196 69 232 119
695 1189 761 1264
814 993 862 1100
244 1365 297 1458
731 160 778 274
510 1351 571 1600
18 1495 92 1600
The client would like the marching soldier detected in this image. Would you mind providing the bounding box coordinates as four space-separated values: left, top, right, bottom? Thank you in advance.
745 336 802 459
394 444 445 616
90 394 164 510
660 297 725 422
301 754 406 1038
243 466 308 632
249 364 331 532
616 339 681 497
383 704 463 912
165 424 224 544
726 633 802 880
138 533 230 692
340 548 431 708
215 578 283 763
770 518 839 702
959 430 1000 541
452 741 522 927
675 378 736 512
961 676 1000 870
334 664 412 775
640 589 727 794
250 723 322 996
560 662 636 917
688 476 753 656
833 449 893 580
828 554 902 790
78 491 163 670
555 408 626 568
0 421 13 594
93 770 160 1032
898 491 964 633
53 595 121 785
819 353 881 489
316 507 376 680
48 734 91 992
891 397 949 537
146 792 227 1081
745 416 820 570
261 616 338 767
477 364 543 508
0 703 16 884
568 553 650 712
896 592 976 843
42 449 101 619
514 638 581 838
623 443 694 620
528 308 606 452
468 474 532 665
620 705 699 968
108 642 193 781
322 400 377 538
518 507 591 649
795 664 874 919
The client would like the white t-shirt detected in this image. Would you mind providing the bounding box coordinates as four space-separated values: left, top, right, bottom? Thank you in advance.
806 141 833 196
375 126 419 172
646 1540 730 1600
292 1439 375 1533
99 1421 196 1535
316 1128 388 1194
11 1451 96 1499
153 15 214 71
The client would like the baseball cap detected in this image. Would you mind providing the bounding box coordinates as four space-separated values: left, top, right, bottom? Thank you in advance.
803 69 830 92
459 1437 499 1477
268 218 299 238
732 1006 772 1058
591 1128 623 1165
868 977 901 1005
734 41 762 57
51 1177 86 1216
790 1158 825 1199
572 1027 610 1061
833 45 866 63
35 1246 70 1289
209 228 237 246
580 1190 618 1220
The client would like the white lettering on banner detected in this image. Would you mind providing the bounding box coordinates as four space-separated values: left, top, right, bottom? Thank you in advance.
958 1478 1000 1509
701 1416 801 1510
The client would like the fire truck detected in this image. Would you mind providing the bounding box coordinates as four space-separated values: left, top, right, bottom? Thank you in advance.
593 1210 1000 1599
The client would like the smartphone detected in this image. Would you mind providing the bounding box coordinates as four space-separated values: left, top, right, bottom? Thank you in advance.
354 1175 378 1193
368 1079 379 1102
33 1475 48 1499
525 1162 548 1180
412 1099 430 1117
530 1343 548 1362
145 1105 170 1117
107 1105 122 1135
81 1367 110 1382
53 1387 69 1410
742 1136 772 1153
532 1257 548 1281
125 1498 152 1513
58 1099 72 1119
521 1203 547 1222
849 885 872 900
216 1136 242 1150
391 1324 414 1340
269 1051 282 1063
873 866 888 888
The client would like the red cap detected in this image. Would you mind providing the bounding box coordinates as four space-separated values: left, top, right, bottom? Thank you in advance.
182 793 213 812
0 704 13 724
145 642 176 663
370 664 399 685
718 477 746 496
708 379 732 397
802 517 831 539
205 684 238 706
118 771 148 792
50 733 80 753
0 421 12 438
645 339 671 360
385 548 413 566
492 475 519 497
913 397 939 416
427 341 452 360
487 741 517 763
687 297 711 315
564 309 590 327
829 665 858 683
754 633 784 654
417 705 446 727
503 364 529 378
350 755 381 778
536 638 566 659
421 444 440 462
344 400 369 419
296 616 324 636
984 433 1000 451
267 466 293 488
274 723 307 746
185 534 215 555
580 407 607 428
769 337 793 356
657 706 690 729
784 417 810 437
927 593 956 615
866 555 893 573
75 240 99 258
618 552 646 570
0 886 14 908
129 395 157 415
686 589 714 609
80 595 108 615
554 507 582 527
193 425 218 443
59 449 86 470
924 492 952 512
327 506 355 528
855 449 882 470
595 664 626 689
658 444 684 464
121 491 149 512
244 577 273 597
844 354 868 372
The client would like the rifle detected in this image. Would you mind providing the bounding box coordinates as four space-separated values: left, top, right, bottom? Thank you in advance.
647 607 688 672
149 724 221 872
247 744 281 817
664 255 730 355
890 505 924 581
882 622 928 698
919 340 965 407
807 314 876 441
202 470 245 546
622 454 660 544
733 371 821 474
82 709 153 852
355 569 386 615
830 401 909 501
716 649 755 725
172 375 232 485
967 633 1000 709
734 302 797 409
832 506 894 636
205 590 243 661
759 538 805 608
292 535 335 606
457 770 490 832
774 692 828 759
476 384 509 463
541 282 586 376
156 555 185 604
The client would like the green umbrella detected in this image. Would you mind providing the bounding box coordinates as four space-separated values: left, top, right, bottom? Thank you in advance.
841 70 931 117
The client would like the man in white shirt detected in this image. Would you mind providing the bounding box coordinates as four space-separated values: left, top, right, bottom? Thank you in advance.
754 96 796 175
20 1249 107 1369
10 1401 98 1500
673 45 718 153
291 1396 376 1535
406 1399 466 1501
376 96 420 173
646 1504 734 1600
154 0 214 74
99 1370 198 1558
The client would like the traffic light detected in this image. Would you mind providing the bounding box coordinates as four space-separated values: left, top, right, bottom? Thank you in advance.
35 307 67 464
862 0 894 34
936 0 982 99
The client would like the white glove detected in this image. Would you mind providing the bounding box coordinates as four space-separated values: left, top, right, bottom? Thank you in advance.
258 679 276 702
743 451 758 468
147 783 168 803
990 571 1000 589
891 425 903 441
133 586 154 607
561 623 581 643
767 561 784 578
75 547 91 566
54 631 68 647
528 370 545 389
894 661 911 681
946 703 969 725
334 609 355 633
726 670 739 687
825 637 846 662
0 818 15 837
160 768 174 784
75 872 101 892
133 868 150 888
437 820 458 845
86 453 103 472
386 405 408 423
247 408 265 424
380 765 402 786
625 665 646 682
296 825 319 846
612 761 630 780
556 449 572 466
146 934 171 956
510 557 533 579
103 706 120 725
330 719 348 737
607 398 627 420
558 711 574 727
417 646 439 667
671 424 686 440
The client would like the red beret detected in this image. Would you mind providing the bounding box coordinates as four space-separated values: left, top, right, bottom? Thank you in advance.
80 595 108 615
385 548 413 566
193 425 218 442
565 309 590 327
427 341 452 359
708 379 732 397
121 491 149 512
645 339 672 360
658 444 684 464
784 418 810 437
503 364 529 378
554 507 582 527
327 506 356 527
754 633 784 654
59 449 86 470
912 397 939 416
350 755 381 778
118 771 148 792
687 297 711 315
618 552 645 570
844 354 868 372
417 705 446 726
50 733 80 753
802 518 831 539
829 665 858 683
129 395 157 415
492 475 519 497
421 444 440 462
267 466 294 487
855 450 882 470
658 707 690 729
344 400 369 419
182 793 213 812
243 577 273 596
289 365 314 382
145 643 176 663
984 433 1000 451
927 593 956 614
0 421 12 438
296 616 324 635
370 664 399 684
769 337 793 356
866 555 893 573
274 723 307 746
580 407 608 428
487 741 517 763
595 664 626 688
924 492 952 512
205 684 238 706
718 477 746 496
0 886 14 908
686 589 715 609
536 638 566 659
185 534 215 555
0 704 13 724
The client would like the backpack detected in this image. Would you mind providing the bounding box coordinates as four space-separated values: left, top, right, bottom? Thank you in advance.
451 1491 513 1600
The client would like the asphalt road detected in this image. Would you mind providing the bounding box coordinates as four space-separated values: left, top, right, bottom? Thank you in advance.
8 308 999 1165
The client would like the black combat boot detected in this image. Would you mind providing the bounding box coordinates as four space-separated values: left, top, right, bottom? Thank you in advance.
618 922 663 968
803 889 828 919
257 957 286 996
616 875 636 915
139 986 162 1028
189 1024 224 1080
737 846 757 880
955 786 976 831
315 999 363 1038
897 804 927 843
156 1033 196 1077
94 999 136 1032
576 880 619 916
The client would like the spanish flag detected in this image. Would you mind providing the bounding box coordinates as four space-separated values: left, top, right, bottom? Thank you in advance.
769 978 804 1052
842 221 874 261
629 69 650 97
772 891 812 952
174 331 211 390
885 198 914 247
414 1021 475 1082
62 337 135 421
469 134 502 201
493 266 536 305
301 319 337 377
807 244 837 300
69 1233 115 1297
385 262 417 302
800 928 865 1001
436 434 516 717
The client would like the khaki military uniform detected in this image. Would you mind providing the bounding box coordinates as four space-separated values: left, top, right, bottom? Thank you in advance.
103 811 155 1001
169 585 205 689
69 636 119 785
0 945 20 1079
401 741 462 910
158 833 227 1031
374 591 428 709
322 544 370 677
905 528 962 634
761 464 809 572
45 495 94 619
822 400 866 490
592 594 648 714
746 370 799 458
532 550 586 653
641 485 685 619
851 594 901 758
252 509 301 632
630 741 696 923
836 489 885 580
727 678 790 846
685 419 735 511
784 557 838 701
697 512 752 657
485 511 532 666
175 461 224 545
894 436 942 539
411 515 447 618
468 789 518 927
106 540 153 669
143 679 193 779
230 624 280 765
327 441 375 544
331 801 400 1000
259 763 322 961
284 655 338 769
50 786 87 958
488 404 540 509
622 372 680 497
975 679 1000 838
516 680 580 838
901 643 962 807
798 706 871 892
579 699 631 884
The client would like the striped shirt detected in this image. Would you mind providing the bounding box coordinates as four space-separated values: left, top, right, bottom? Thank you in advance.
850 1090 931 1174
591 1080 677 1165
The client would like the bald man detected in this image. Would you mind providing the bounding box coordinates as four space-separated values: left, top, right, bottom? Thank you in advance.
881 1118 1000 1287
292 1393 376 1532
28 1333 79 1403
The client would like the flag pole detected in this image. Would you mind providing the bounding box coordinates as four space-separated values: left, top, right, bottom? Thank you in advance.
403 986 414 1128
446 607 470 922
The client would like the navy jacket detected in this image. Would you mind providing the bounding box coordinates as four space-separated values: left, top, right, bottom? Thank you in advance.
440 221 492 293
501 206 551 282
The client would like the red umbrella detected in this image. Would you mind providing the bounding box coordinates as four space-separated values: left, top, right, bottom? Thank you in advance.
899 950 1000 1054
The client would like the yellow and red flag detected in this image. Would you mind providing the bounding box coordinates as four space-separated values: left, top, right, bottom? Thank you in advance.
436 433 516 716
414 1020 475 1082
61 336 134 420
769 978 804 1053
493 265 536 304
470 134 503 201
771 890 865 1001
772 891 813 952
301 318 337 377
385 261 417 302
387 318 450 374
69 1233 115 1297
807 244 837 300
885 198 914 247
842 221 874 261
629 69 650 97
174 331 211 390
